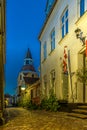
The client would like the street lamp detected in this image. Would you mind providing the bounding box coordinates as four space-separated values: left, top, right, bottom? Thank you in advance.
21 87 25 96
75 28 86 46
21 87 26 107
21 87 25 91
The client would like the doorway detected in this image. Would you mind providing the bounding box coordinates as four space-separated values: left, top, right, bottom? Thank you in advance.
78 52 87 103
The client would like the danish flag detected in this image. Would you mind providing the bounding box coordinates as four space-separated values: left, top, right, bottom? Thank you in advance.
63 46 68 73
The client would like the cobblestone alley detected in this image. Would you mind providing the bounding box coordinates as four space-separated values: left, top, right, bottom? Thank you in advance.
0 107 87 130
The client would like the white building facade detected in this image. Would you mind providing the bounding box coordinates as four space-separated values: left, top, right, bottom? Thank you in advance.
39 0 87 103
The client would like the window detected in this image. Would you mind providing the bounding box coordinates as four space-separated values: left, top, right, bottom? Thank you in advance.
26 60 29 65
32 74 34 78
43 41 47 60
80 0 85 16
51 29 55 51
61 8 68 38
29 60 32 65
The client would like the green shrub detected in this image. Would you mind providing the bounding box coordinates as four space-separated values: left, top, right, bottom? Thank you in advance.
24 100 38 110
40 88 60 112
76 67 87 84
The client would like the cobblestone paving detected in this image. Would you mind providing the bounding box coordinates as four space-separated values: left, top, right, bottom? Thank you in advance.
0 107 87 130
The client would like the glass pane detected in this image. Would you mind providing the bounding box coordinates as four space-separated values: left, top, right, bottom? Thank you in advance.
65 9 68 18
26 60 29 64
53 39 55 49
51 41 53 51
62 25 64 38
80 0 84 16
53 30 55 36
66 19 68 34
51 30 55 51
62 16 64 23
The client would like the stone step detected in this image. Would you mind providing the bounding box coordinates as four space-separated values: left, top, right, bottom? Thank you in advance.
67 112 87 119
78 105 87 109
72 109 87 115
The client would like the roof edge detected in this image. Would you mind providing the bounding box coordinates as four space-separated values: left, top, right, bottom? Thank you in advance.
38 0 58 41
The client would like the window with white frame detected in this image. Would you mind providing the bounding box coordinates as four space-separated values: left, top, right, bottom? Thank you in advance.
61 8 68 38
50 29 55 51
80 0 85 16
43 41 47 60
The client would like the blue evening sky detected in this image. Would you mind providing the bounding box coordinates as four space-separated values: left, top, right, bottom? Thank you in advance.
5 0 47 95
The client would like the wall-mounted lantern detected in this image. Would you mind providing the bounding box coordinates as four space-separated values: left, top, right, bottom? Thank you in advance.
75 28 86 46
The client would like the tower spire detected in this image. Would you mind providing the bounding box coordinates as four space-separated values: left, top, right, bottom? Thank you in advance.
24 48 33 66
25 48 32 59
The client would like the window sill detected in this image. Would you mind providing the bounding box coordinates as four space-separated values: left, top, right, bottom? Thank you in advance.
42 58 47 64
75 10 87 26
58 33 68 45
49 49 55 56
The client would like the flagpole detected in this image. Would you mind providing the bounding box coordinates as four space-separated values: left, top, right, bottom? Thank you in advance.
68 50 74 102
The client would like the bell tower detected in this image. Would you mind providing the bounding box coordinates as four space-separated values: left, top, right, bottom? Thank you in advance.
24 48 33 66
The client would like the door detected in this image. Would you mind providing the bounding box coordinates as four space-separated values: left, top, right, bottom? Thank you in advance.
62 74 68 101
